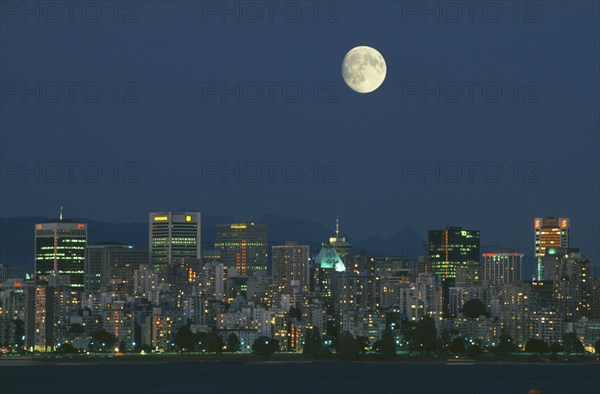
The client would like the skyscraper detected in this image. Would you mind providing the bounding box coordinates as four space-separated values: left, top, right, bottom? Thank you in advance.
214 222 268 276
25 282 55 351
428 226 480 280
428 226 480 317
534 217 569 280
84 244 148 292
483 251 522 287
149 212 201 268
34 210 87 289
272 241 310 293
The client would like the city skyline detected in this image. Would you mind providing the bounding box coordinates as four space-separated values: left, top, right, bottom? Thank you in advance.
1 1 598 392
1 208 596 275
3 207 595 356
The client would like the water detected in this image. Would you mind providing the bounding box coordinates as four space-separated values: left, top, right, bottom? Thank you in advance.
1 361 598 394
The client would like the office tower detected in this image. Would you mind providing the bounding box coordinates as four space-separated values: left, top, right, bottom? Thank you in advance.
149 212 201 267
214 222 268 276
428 226 480 280
428 226 479 317
484 251 523 287
34 211 87 289
84 244 148 292
534 217 569 280
272 241 310 294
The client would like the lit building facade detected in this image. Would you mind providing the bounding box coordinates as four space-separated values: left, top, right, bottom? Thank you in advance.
498 282 532 348
149 212 201 267
35 217 87 289
428 227 480 280
214 223 268 276
542 248 594 320
484 251 522 287
534 217 569 280
24 282 55 351
84 244 148 292
531 308 563 346
428 227 479 316
272 241 310 294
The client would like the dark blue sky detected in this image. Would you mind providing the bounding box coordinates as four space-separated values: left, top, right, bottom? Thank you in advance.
1 1 598 265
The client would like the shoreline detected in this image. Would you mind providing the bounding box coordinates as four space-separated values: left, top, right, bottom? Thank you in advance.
1 352 598 366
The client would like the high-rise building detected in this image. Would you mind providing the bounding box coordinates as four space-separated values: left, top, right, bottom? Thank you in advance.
24 281 55 351
84 244 148 292
498 282 532 348
413 272 443 321
455 260 483 287
534 217 569 280
428 226 480 317
428 226 480 280
328 217 352 259
335 272 379 337
272 241 310 294
149 212 201 267
542 247 594 320
484 251 523 287
199 261 227 301
214 223 268 276
34 211 87 289
133 264 161 304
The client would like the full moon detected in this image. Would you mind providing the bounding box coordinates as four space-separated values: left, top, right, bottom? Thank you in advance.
342 46 387 94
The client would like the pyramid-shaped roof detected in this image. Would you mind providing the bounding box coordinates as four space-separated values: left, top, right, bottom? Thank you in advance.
317 244 346 272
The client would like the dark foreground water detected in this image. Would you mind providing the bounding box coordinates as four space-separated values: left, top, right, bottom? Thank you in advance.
1 361 598 394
